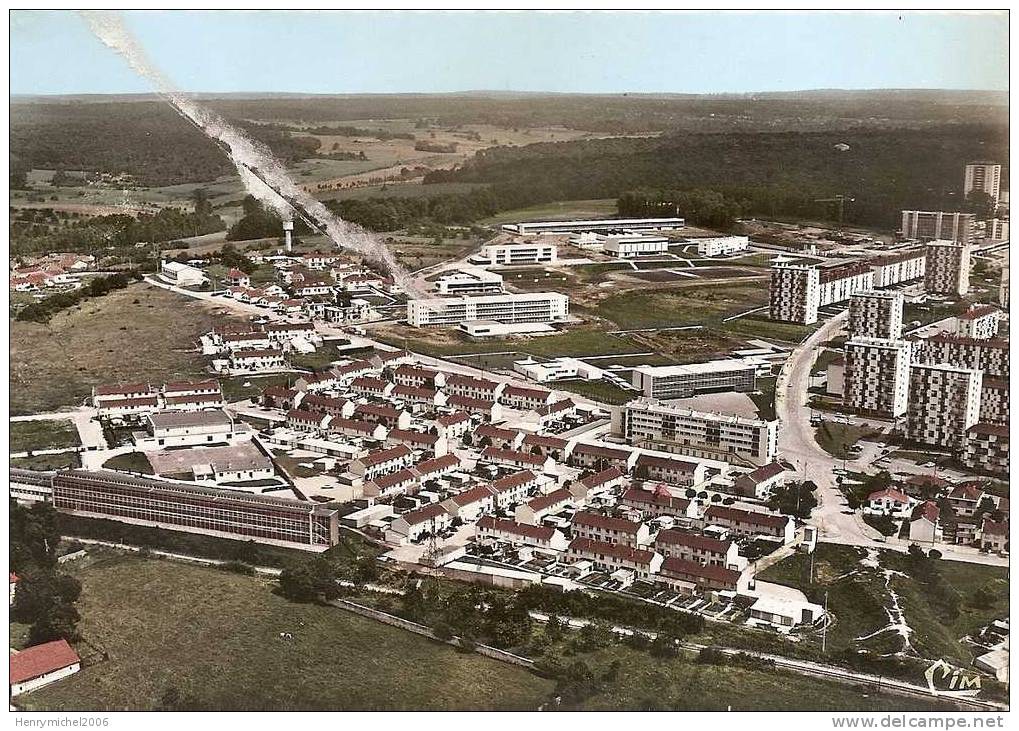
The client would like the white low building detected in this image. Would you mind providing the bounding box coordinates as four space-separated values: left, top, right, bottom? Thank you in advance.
696 236 749 257
10 639 81 697
160 260 206 286
472 242 557 266
435 268 504 295
407 292 569 327
603 234 670 258
136 409 247 449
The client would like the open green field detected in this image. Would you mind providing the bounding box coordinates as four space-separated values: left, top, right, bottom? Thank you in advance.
221 373 297 403
10 284 243 415
592 281 814 342
478 198 618 226
373 324 647 360
11 452 80 471
102 452 154 474
814 420 881 460
10 419 81 453
575 646 946 712
759 544 1009 667
21 556 553 711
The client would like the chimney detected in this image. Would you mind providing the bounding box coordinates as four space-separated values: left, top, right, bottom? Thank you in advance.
284 220 294 253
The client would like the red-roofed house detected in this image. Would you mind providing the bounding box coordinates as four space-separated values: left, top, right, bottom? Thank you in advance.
702 505 794 543
572 511 651 547
363 468 418 500
865 487 916 518
909 501 941 543
568 442 638 472
446 395 503 422
634 453 704 487
350 444 413 480
520 433 569 459
948 482 987 518
353 403 412 430
476 516 569 552
732 462 787 499
515 488 578 525
225 268 251 287
10 639 81 696
488 470 539 508
500 385 554 411
386 502 452 543
476 424 522 450
433 411 471 440
393 364 445 389
349 376 394 398
441 485 497 522
388 428 447 457
657 556 744 593
620 487 693 520
412 454 461 481
567 538 663 580
655 529 740 569
480 446 554 473
980 518 1009 555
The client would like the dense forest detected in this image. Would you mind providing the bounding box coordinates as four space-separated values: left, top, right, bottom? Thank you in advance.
425 124 1009 230
10 102 321 187
11 191 224 256
11 91 1007 188
325 189 500 231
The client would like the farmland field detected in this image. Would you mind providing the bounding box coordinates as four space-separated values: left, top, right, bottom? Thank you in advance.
19 555 553 711
10 419 81 452
10 284 244 415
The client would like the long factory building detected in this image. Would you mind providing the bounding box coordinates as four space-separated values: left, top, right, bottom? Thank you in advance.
406 292 569 327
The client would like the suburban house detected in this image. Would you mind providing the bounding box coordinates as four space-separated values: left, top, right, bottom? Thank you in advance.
571 511 652 547
350 444 413 480
515 487 577 525
476 516 570 552
386 503 452 543
480 446 555 473
441 485 497 523
327 417 388 442
387 428 448 457
568 443 637 472
634 453 704 486
620 486 694 519
364 468 418 500
567 538 663 581
656 556 744 593
701 505 794 543
9 639 81 697
500 385 554 411
865 487 916 518
908 501 942 543
578 466 626 496
732 462 788 499
654 528 740 569
434 412 471 440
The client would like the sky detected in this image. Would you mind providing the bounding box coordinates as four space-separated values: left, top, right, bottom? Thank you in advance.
9 10 1009 96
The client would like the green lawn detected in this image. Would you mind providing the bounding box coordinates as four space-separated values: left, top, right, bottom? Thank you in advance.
290 343 343 372
102 451 153 474
11 452 81 471
553 379 636 405
814 420 880 460
478 198 618 226
758 544 1010 666
10 419 82 453
221 373 297 403
20 556 552 711
593 282 816 343
575 646 947 712
374 326 646 360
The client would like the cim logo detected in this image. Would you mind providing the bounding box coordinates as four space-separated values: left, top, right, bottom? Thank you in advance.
924 659 982 696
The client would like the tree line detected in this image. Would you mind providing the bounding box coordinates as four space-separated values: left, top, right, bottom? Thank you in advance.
15 270 144 323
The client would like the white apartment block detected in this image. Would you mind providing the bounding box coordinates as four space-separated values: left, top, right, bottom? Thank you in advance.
630 360 757 399
925 240 971 296
902 211 975 245
474 242 557 265
869 249 926 288
696 236 750 257
904 363 983 449
964 162 1002 206
769 263 820 324
406 292 569 327
603 234 670 258
621 398 778 466
955 305 1001 340
434 268 504 295
987 218 1009 242
843 337 912 417
848 290 904 340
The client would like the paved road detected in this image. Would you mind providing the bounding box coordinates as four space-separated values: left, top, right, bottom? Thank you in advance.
776 313 1009 568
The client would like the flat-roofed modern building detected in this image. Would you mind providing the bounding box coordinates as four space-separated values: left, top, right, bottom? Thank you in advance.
902 211 975 245
602 234 670 258
406 292 569 327
843 337 912 417
434 268 504 295
848 290 904 340
913 333 1009 379
925 239 972 295
502 217 684 236
50 469 339 549
769 263 820 324
904 363 983 449
621 398 778 466
869 248 926 288
964 162 1002 206
630 360 757 400
473 242 557 265
696 236 750 257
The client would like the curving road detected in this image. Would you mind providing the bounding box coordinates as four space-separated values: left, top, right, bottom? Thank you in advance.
774 311 886 546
